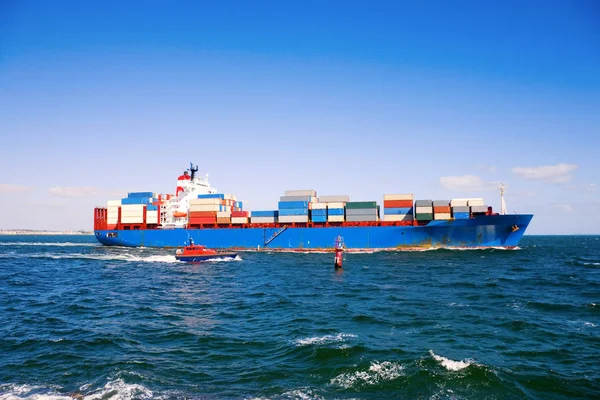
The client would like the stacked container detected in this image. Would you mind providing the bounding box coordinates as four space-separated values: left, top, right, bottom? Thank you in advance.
318 195 350 203
450 199 470 219
121 204 145 224
250 210 278 224
278 190 314 223
189 193 240 225
383 194 414 222
326 202 345 222
106 199 120 229
433 200 452 220
231 210 250 224
414 200 433 221
346 201 378 222
468 198 488 214
310 203 327 223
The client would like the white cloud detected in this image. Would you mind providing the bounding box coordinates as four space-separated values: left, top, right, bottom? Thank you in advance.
550 204 574 213
0 184 34 195
439 175 492 191
48 186 103 198
511 163 578 183
588 184 598 192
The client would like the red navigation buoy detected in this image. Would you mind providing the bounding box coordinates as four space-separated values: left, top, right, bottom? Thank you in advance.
334 235 345 268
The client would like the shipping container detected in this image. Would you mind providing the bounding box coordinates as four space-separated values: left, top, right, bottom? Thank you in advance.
278 215 310 223
450 199 469 207
284 190 317 197
231 210 250 218
122 197 152 205
415 206 433 214
107 200 122 206
250 217 277 224
415 213 433 221
433 206 451 214
318 195 350 203
189 217 216 224
197 194 225 199
217 211 231 218
327 215 345 222
190 198 222 206
383 214 414 222
452 206 470 213
346 215 378 222
383 193 414 201
278 201 309 209
414 200 433 207
346 208 378 216
251 210 278 217
278 208 309 216
434 213 452 220
231 217 249 224
128 192 154 198
325 202 345 209
189 204 221 212
189 211 218 218
279 195 313 202
346 201 377 209
146 211 159 224
327 208 344 216
311 216 327 223
217 217 231 224
432 200 450 207
311 203 327 210
467 199 485 206
383 207 413 215
470 205 488 213
383 199 413 209
147 204 158 211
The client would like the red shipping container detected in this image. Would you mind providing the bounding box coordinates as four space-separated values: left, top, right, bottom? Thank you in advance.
383 200 413 208
189 211 218 218
231 210 249 218
189 217 216 224
433 206 451 213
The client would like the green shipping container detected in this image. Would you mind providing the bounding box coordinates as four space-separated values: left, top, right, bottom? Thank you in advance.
346 201 377 209
415 213 433 221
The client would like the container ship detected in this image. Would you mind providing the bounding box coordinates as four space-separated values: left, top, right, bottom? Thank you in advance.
93 163 533 250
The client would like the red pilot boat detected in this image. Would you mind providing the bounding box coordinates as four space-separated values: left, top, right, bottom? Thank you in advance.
175 239 238 262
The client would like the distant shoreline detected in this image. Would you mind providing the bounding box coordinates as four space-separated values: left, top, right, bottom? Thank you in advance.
0 230 93 235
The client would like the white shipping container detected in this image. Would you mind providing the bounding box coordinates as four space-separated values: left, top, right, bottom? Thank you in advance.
250 217 277 223
121 204 144 212
284 190 317 197
278 215 309 223
383 193 414 201
433 213 452 220
146 211 159 224
217 211 231 218
121 216 144 224
326 202 346 209
327 215 345 222
467 199 485 206
415 206 433 214
311 203 327 210
450 199 469 207
107 217 119 224
121 208 144 216
189 198 221 205
231 217 249 224
107 200 122 206
318 195 350 202
383 214 414 222
189 204 221 212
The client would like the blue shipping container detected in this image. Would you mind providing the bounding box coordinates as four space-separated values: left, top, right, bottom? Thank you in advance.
147 204 158 211
278 201 309 209
384 207 413 215
327 208 344 216
311 216 327 223
122 197 151 205
453 212 470 219
311 209 327 216
278 208 309 216
128 192 153 198
251 210 278 217
197 194 225 199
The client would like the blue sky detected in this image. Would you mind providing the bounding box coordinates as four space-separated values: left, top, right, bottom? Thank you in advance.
0 1 598 233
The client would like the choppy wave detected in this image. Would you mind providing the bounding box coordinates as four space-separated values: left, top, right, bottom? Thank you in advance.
0 379 153 400
329 361 404 389
293 333 357 347
429 350 472 371
1 252 180 263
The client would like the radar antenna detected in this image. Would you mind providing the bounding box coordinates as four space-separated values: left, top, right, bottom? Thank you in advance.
499 183 508 215
189 162 199 180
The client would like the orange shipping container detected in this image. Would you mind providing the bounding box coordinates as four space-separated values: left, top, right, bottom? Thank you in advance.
217 217 231 224
433 206 451 214
383 200 413 208
188 211 218 218
189 217 216 224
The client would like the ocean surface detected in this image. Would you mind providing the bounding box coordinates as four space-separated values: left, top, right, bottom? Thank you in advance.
0 235 598 400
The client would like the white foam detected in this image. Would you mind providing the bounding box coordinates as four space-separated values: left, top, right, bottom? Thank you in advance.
293 333 357 346
429 350 471 371
330 361 404 389
27 253 180 263
0 242 96 247
205 255 243 262
85 379 153 400
0 379 154 400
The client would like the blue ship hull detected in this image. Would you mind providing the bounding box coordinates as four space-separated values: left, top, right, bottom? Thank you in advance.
94 214 533 250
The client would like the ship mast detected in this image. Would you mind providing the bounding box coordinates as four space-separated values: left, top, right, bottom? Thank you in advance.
499 183 508 215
